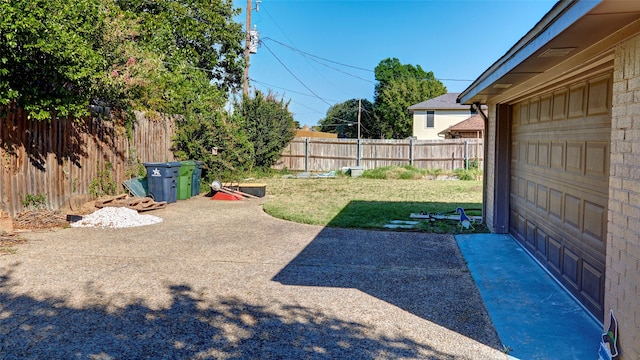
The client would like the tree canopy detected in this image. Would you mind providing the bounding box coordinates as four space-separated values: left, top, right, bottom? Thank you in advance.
0 0 245 120
237 90 296 170
0 0 106 119
373 58 446 139
318 99 375 138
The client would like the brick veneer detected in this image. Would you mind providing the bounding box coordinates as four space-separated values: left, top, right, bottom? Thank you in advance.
605 34 640 359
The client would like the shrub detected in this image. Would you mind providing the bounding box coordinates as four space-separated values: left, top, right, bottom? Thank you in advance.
22 193 47 209
90 162 118 197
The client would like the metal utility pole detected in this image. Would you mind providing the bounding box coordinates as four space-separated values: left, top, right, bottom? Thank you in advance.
243 0 252 95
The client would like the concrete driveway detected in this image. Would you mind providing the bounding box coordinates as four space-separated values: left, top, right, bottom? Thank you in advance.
0 196 508 359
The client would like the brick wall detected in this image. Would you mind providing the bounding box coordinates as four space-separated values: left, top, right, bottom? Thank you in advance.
606 33 640 359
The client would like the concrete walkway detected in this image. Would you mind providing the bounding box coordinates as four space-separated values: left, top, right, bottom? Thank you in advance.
1 196 508 359
456 233 603 360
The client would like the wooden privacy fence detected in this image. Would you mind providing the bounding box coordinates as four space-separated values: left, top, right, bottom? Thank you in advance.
0 107 176 216
275 137 484 172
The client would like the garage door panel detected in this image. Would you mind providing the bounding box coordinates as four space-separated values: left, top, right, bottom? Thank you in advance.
539 95 553 122
563 248 581 290
551 142 565 169
549 188 563 220
569 83 587 118
564 194 582 230
536 228 548 261
587 76 611 116
510 72 611 321
584 201 606 242
548 236 563 274
566 142 584 174
581 259 604 313
552 90 568 120
586 141 608 176
537 184 548 211
526 221 536 251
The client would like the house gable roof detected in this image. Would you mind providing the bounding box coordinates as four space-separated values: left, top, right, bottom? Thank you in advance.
438 114 485 136
409 93 468 111
448 114 485 131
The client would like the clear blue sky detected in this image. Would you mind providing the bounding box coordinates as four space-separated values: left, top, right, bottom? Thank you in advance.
233 0 558 128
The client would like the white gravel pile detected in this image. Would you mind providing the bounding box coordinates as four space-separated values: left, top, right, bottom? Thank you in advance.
70 207 163 228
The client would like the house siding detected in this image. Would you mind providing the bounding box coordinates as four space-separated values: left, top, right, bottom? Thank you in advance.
412 110 471 140
484 107 497 232
606 33 640 360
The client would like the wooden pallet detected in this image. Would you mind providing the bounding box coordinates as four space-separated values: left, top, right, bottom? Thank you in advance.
95 195 167 212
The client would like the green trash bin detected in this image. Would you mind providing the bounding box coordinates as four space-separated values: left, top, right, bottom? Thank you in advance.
191 160 204 197
177 160 196 200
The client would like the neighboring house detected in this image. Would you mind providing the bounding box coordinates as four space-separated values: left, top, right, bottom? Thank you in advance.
437 113 485 139
458 1 640 358
408 93 485 140
295 125 337 139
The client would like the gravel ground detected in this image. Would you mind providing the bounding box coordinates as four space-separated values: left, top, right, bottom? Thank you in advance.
0 196 508 359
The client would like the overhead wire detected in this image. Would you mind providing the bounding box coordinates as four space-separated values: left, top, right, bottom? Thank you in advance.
259 3 349 97
250 78 339 103
262 36 474 83
261 41 333 107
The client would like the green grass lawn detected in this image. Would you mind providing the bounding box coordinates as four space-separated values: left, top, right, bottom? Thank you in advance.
258 174 486 233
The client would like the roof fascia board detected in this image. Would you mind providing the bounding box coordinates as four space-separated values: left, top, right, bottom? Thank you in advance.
458 0 602 105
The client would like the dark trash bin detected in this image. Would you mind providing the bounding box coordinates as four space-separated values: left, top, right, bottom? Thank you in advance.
143 161 181 203
191 160 204 197
177 160 196 200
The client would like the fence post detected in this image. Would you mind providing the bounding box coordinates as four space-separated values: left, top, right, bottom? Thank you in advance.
305 137 309 172
409 138 414 166
357 138 361 167
465 140 469 170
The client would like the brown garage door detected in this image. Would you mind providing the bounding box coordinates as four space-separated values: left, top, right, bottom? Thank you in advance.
509 72 611 320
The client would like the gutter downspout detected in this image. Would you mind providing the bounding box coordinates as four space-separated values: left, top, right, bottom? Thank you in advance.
473 102 489 123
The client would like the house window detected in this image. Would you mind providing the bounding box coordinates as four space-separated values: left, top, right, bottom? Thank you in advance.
426 111 434 128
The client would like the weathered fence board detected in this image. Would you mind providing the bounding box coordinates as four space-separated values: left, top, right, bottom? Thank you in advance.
275 137 483 172
1 107 176 216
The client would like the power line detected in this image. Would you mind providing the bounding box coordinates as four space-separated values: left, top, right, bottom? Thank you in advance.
260 4 353 97
261 41 332 107
262 36 475 83
250 78 339 103
264 37 373 73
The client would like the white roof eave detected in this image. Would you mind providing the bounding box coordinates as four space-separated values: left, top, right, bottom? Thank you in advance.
458 0 602 105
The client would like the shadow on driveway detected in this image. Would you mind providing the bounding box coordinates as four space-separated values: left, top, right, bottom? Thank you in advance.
1 264 455 359
272 201 501 350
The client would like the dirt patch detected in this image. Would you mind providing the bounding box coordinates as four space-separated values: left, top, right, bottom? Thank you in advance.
0 232 27 255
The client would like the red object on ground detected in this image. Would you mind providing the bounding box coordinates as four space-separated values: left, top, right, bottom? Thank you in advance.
211 192 242 201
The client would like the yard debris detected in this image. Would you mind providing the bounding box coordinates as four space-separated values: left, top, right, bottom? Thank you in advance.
13 210 68 230
95 194 167 212
410 211 482 222
283 171 337 179
384 220 420 229
209 181 260 200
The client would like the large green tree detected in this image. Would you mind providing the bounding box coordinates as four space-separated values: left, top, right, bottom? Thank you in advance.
0 0 245 120
0 0 106 119
319 99 375 138
107 0 245 115
373 58 446 139
237 90 296 170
